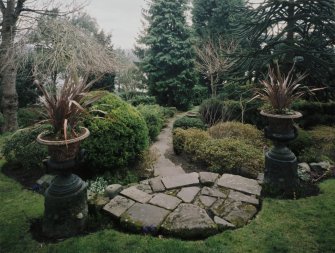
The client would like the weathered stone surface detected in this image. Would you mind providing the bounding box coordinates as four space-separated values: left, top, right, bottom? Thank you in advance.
199 172 219 186
310 161 331 173
210 198 238 217
199 195 217 207
224 203 258 227
135 184 153 194
103 195 135 218
228 190 259 205
37 174 55 190
257 173 264 184
161 172 199 189
149 193 182 210
217 174 262 196
161 204 218 239
298 163 311 182
177 187 200 203
120 187 152 203
149 177 166 192
201 186 227 198
214 216 235 230
105 184 123 198
121 203 170 232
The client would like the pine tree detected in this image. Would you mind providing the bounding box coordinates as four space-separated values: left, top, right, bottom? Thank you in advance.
236 0 335 96
138 0 196 110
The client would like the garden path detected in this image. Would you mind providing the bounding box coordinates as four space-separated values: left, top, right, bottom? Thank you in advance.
150 113 186 177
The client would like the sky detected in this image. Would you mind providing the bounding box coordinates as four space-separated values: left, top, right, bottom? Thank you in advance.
84 0 146 50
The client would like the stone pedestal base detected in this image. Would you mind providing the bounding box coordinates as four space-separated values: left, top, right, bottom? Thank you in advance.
264 145 298 196
43 174 88 238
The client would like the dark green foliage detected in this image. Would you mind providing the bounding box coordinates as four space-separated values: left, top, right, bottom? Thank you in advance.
138 0 196 110
82 93 149 172
236 0 335 94
288 128 312 157
128 95 157 106
137 104 164 141
292 100 335 129
17 107 44 128
161 106 177 118
192 85 209 106
199 98 226 126
2 125 50 170
173 116 206 130
89 73 115 92
173 128 264 178
192 0 245 42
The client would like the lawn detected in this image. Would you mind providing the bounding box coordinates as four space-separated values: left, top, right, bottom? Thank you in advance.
0 163 334 253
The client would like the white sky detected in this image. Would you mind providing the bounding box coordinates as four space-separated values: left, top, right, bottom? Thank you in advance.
84 0 146 50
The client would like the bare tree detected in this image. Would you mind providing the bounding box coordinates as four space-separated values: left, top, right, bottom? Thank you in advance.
194 38 237 98
0 0 84 132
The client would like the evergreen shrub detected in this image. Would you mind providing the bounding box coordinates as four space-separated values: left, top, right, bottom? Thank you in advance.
137 104 164 141
17 106 44 128
199 98 226 126
83 93 149 172
173 116 206 130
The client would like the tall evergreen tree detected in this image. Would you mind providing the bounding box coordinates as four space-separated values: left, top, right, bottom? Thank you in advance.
138 0 196 110
236 0 335 96
192 0 245 42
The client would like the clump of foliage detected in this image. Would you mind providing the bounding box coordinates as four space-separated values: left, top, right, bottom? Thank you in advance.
82 92 149 173
161 107 177 118
192 85 209 106
88 177 109 194
289 128 312 157
128 95 157 106
173 116 207 130
199 98 226 126
17 106 44 128
173 127 264 178
137 104 164 141
208 121 265 147
3 124 50 170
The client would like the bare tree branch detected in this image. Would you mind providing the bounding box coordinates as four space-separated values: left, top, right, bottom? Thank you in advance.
0 0 5 13
14 0 27 18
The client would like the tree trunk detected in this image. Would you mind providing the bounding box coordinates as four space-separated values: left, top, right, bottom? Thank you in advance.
0 0 19 132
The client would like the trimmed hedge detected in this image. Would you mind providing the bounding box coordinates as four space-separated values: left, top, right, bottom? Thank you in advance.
173 127 264 178
137 104 164 141
3 124 50 170
173 116 206 130
83 92 149 172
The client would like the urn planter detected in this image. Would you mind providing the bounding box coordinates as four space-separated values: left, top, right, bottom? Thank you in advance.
261 111 302 197
37 127 90 238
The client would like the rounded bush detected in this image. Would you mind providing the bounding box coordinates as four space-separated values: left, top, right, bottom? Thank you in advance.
209 122 264 147
173 128 210 155
82 92 149 172
173 116 206 130
199 98 226 126
3 124 49 170
18 106 44 128
137 104 164 141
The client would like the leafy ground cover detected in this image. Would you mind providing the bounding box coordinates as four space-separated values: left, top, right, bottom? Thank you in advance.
1 163 335 253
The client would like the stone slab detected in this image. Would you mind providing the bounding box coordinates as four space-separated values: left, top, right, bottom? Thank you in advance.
103 195 135 218
229 190 259 205
161 172 199 189
214 216 235 230
199 172 219 186
177 187 200 203
210 198 239 218
224 203 258 227
135 184 153 194
161 204 218 239
149 177 166 192
120 187 152 203
105 184 123 199
201 186 227 198
217 174 262 196
199 195 217 207
149 193 182 210
36 174 55 190
121 203 170 231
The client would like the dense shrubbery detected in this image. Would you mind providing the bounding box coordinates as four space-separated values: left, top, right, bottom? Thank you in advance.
209 122 265 147
82 92 149 172
137 104 164 141
192 85 208 106
128 95 157 106
3 124 50 170
173 126 264 178
292 100 335 129
17 107 43 128
199 98 226 126
173 116 206 130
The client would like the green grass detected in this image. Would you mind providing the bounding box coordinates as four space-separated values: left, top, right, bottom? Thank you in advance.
1 165 335 253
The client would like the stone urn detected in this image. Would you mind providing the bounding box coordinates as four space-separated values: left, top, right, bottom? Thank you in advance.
260 110 302 196
37 127 90 238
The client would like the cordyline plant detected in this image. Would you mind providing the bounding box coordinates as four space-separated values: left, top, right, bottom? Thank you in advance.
253 64 311 114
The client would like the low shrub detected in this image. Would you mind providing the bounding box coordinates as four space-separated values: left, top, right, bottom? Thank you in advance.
82 92 149 173
137 104 164 141
173 116 206 130
161 107 177 118
192 85 208 106
288 128 312 157
128 95 157 106
173 127 264 178
307 126 335 162
3 124 50 170
208 122 265 147
199 98 226 126
17 106 44 128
